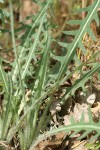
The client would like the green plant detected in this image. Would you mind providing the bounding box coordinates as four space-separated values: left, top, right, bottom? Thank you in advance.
86 141 100 150
30 108 100 149
0 0 100 149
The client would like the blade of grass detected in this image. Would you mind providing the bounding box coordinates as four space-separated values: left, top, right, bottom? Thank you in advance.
0 64 8 93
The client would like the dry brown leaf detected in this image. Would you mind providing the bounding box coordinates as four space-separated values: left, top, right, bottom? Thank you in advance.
63 103 89 126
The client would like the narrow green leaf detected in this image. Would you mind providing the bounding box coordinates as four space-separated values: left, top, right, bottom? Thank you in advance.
78 42 86 53
57 0 100 80
12 0 51 82
21 14 46 80
60 63 100 104
63 30 78 36
87 27 97 41
0 64 8 92
29 122 100 149
58 42 70 49
67 19 82 25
